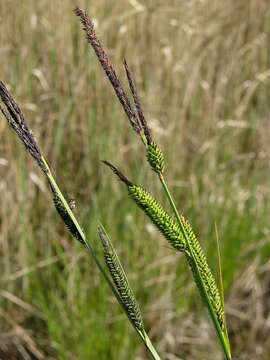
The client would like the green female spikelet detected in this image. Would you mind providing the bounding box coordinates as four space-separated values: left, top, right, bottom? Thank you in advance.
103 161 186 251
181 216 224 329
129 186 185 251
98 226 144 331
147 142 165 175
52 189 85 244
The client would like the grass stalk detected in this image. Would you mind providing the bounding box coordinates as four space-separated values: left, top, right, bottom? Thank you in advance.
45 156 161 359
74 6 232 356
142 332 162 360
0 82 161 360
158 174 231 359
215 223 230 348
98 225 161 360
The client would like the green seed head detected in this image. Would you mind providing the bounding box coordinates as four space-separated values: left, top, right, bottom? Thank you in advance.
53 191 84 244
98 227 144 331
129 185 186 251
181 216 225 329
147 142 165 175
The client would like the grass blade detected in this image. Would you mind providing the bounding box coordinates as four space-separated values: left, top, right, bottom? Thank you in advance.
158 175 231 359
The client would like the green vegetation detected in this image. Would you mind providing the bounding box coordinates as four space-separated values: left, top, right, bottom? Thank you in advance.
0 1 270 359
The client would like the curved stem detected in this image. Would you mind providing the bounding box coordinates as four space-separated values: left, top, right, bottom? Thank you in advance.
143 332 161 360
158 174 231 360
42 157 162 359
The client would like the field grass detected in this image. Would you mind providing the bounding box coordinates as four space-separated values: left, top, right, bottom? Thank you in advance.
0 1 270 359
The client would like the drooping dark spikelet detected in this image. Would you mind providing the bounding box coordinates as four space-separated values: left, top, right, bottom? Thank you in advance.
123 60 152 144
98 227 144 331
181 216 224 329
147 142 165 175
52 189 85 244
0 81 47 173
74 7 141 135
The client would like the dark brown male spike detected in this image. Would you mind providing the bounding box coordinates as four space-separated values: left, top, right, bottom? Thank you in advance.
74 7 142 136
0 81 47 173
123 59 152 145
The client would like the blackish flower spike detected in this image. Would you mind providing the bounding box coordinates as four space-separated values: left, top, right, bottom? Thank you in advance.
123 59 152 145
0 81 47 173
74 7 142 135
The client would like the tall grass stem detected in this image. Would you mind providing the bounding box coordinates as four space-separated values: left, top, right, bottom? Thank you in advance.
158 174 231 359
43 158 161 359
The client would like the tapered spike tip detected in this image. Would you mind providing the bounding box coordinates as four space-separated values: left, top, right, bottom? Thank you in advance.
102 160 133 186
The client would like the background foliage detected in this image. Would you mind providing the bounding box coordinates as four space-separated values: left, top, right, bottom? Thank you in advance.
0 1 270 359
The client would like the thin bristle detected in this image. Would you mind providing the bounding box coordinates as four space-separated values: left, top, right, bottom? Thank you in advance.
74 7 142 135
123 59 152 144
0 81 46 173
102 160 133 186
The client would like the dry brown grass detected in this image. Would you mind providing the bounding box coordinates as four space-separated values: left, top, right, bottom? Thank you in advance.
0 0 270 359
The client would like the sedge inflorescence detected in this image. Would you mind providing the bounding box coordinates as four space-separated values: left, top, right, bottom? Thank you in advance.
98 227 144 331
0 7 231 359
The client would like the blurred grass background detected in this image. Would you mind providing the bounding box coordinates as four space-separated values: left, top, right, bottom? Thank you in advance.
0 0 270 359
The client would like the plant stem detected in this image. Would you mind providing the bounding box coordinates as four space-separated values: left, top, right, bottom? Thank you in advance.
158 174 231 360
142 331 162 360
215 222 229 344
42 158 127 307
42 157 162 359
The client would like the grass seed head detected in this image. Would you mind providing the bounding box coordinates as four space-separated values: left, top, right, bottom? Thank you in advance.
181 216 225 329
123 59 152 144
104 161 186 251
52 189 85 245
74 7 142 135
129 185 186 251
147 142 165 175
0 81 47 173
98 226 144 331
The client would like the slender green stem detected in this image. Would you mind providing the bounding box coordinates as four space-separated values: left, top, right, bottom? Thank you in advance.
43 158 87 244
158 174 231 360
141 331 162 360
99 225 162 360
42 157 161 360
214 223 225 311
215 223 230 345
158 175 182 228
43 158 127 306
